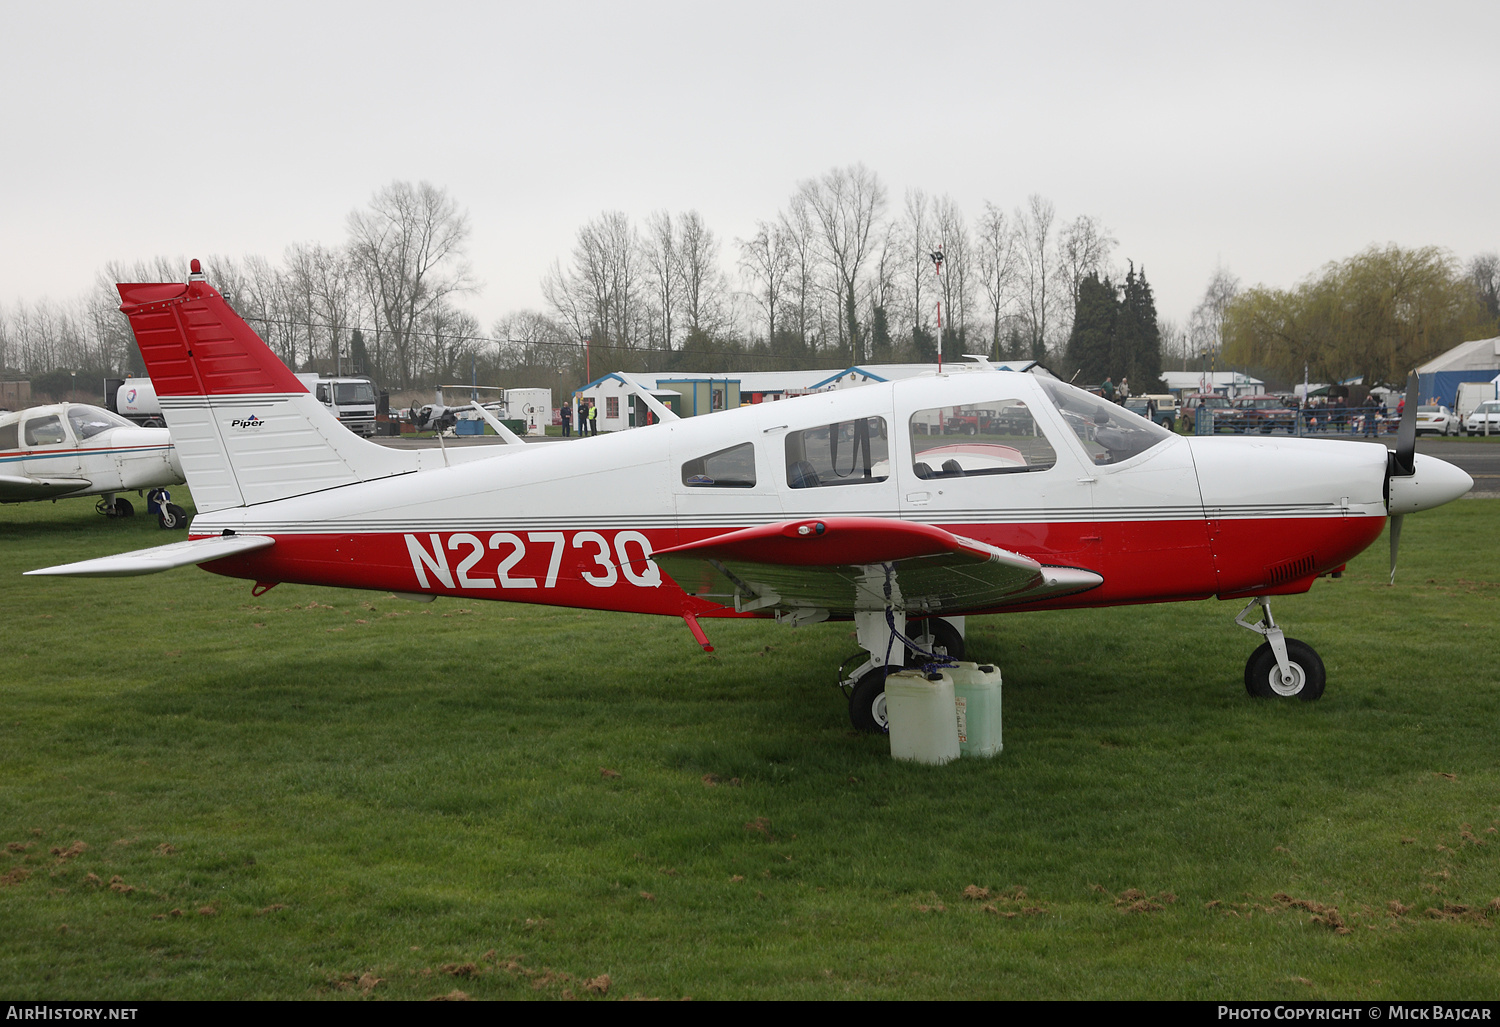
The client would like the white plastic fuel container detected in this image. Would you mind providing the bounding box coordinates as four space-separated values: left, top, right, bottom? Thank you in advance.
886 669 960 765
947 662 1003 758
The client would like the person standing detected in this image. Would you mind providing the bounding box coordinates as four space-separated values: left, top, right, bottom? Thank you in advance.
588 401 598 436
1102 377 1115 402
1118 377 1130 403
561 401 572 437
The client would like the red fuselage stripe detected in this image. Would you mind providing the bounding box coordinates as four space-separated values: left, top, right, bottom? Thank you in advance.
196 515 1387 616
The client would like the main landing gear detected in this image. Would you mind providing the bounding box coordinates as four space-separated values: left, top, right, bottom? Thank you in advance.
1235 597 1326 701
97 490 188 530
838 610 967 733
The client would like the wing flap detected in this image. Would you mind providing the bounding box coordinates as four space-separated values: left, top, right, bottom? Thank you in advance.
25 534 276 578
653 518 1101 616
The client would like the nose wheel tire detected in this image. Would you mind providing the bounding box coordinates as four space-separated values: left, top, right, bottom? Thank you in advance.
1244 638 1326 701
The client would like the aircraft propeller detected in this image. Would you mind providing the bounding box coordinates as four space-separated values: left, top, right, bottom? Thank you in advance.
1387 371 1419 584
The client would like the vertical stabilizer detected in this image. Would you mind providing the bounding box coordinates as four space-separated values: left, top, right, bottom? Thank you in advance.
117 267 416 512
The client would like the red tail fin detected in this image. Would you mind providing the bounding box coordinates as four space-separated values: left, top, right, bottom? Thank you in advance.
116 278 306 397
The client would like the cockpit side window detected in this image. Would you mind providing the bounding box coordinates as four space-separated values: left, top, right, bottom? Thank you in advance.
24 414 66 447
909 399 1057 479
683 442 756 488
68 405 131 440
784 417 889 488
1038 378 1171 465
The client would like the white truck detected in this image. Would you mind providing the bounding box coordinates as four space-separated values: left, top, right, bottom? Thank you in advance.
294 374 379 437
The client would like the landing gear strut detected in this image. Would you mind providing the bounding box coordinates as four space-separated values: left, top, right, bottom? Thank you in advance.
838 611 966 733
97 494 134 519
1235 597 1326 701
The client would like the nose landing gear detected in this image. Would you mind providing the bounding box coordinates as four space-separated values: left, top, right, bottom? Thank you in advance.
1235 597 1326 701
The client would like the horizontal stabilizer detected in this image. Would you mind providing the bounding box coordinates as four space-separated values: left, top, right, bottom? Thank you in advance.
26 534 275 578
653 517 1102 616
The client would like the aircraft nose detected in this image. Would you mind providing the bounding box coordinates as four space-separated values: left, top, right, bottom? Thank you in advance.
1388 454 1473 514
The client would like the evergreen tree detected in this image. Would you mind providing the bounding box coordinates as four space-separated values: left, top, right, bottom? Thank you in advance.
909 325 937 362
1064 272 1116 385
870 306 894 363
350 328 370 377
1117 263 1164 391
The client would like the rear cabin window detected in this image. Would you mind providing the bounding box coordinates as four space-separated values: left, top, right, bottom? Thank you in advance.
0 421 17 451
909 399 1057 478
785 417 889 488
682 442 756 488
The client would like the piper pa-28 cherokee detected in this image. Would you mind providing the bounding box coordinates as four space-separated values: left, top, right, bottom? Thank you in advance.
2 401 188 528
29 262 1473 733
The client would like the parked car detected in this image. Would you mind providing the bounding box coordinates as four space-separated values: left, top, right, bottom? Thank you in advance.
1137 393 1179 430
1415 405 1460 436
1182 393 1233 432
1464 400 1500 436
1231 394 1298 433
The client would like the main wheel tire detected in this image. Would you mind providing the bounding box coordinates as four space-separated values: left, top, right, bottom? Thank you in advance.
100 497 136 519
1244 638 1326 701
849 668 892 734
158 503 187 529
906 617 965 664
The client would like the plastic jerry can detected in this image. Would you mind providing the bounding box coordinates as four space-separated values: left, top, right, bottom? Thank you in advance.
886 669 960 765
948 661 1002 757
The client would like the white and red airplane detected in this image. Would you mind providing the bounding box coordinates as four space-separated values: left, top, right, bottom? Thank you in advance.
2 401 187 527
29 262 1473 732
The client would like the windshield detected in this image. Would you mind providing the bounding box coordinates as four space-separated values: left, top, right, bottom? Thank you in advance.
1038 379 1172 465
335 382 376 405
68 404 133 440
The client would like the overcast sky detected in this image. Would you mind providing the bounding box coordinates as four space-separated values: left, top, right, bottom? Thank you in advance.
2 0 1495 339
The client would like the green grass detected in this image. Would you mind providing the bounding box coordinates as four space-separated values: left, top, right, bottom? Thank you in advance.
1 495 1498 999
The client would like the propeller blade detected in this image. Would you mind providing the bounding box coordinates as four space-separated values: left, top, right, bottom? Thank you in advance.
1389 513 1404 584
1394 371 1418 476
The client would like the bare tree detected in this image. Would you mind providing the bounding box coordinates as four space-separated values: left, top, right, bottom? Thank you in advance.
1189 265 1241 358
798 164 888 363
901 188 933 345
641 211 680 351
1016 194 1057 362
347 181 474 389
779 195 820 352
1056 214 1117 317
677 210 727 341
492 309 574 386
738 219 793 346
543 211 645 368
423 304 481 387
933 195 971 359
285 242 363 374
1468 252 1500 323
975 202 1019 360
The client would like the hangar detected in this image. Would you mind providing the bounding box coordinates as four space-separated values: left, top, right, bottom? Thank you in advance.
1416 336 1500 408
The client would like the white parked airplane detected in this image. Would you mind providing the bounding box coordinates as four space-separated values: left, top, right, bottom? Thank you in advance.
28 263 1473 733
2 402 187 527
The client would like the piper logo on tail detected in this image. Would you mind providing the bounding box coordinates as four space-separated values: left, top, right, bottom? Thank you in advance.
230 415 265 429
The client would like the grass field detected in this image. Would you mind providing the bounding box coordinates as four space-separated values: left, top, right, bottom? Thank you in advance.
1 495 1497 1000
